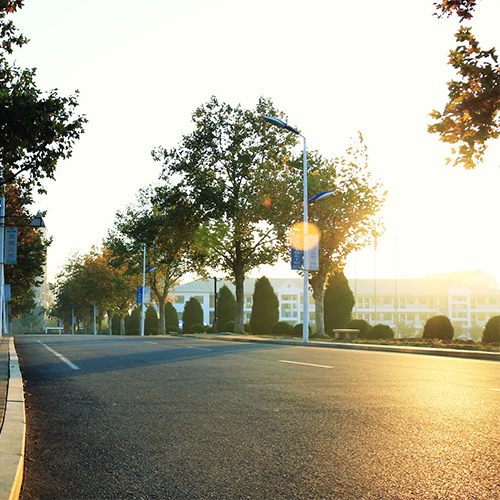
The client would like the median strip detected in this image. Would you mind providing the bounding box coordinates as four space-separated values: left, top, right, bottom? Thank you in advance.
279 360 334 369
36 341 80 370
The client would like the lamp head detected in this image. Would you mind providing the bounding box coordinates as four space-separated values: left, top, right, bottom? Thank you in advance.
263 116 300 136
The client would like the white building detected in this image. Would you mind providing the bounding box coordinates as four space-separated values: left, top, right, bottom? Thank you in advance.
172 271 500 332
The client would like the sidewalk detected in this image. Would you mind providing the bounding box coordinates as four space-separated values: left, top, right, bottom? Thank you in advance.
191 333 500 361
0 336 25 500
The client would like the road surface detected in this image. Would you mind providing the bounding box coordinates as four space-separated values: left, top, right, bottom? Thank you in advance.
15 335 500 499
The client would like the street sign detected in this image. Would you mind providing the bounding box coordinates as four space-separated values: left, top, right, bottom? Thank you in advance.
291 247 303 270
4 284 11 302
137 286 143 304
304 235 320 271
4 227 18 264
144 287 151 304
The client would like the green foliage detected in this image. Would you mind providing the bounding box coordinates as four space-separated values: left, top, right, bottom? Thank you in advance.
250 276 279 336
182 297 204 334
126 308 140 336
111 314 121 335
244 323 251 333
482 315 500 344
291 323 311 338
423 315 454 340
165 302 179 333
429 22 499 168
153 96 299 333
189 323 206 334
4 184 50 317
217 285 236 330
224 320 235 333
324 271 355 334
271 321 292 337
346 319 371 339
367 324 394 340
145 306 159 335
0 2 86 194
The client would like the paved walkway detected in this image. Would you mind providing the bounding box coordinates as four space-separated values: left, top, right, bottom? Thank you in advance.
0 336 25 500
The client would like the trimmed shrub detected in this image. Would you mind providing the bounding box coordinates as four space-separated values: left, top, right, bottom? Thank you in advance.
422 315 454 340
250 276 279 335
244 323 252 333
291 323 311 338
272 321 292 337
145 306 159 335
217 285 236 330
367 324 394 340
189 323 206 334
165 302 179 333
182 297 204 334
324 271 355 334
346 319 370 339
482 315 500 344
125 307 140 335
224 320 235 333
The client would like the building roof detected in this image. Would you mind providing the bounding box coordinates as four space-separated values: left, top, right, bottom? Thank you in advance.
174 277 500 297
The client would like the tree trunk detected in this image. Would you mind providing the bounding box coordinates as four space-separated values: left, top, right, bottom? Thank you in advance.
233 243 245 333
107 310 113 335
311 272 327 337
158 301 166 335
120 315 125 335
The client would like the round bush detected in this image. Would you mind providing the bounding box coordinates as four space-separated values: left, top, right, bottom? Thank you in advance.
224 320 235 333
346 319 371 339
291 323 311 338
482 315 500 344
367 324 394 340
422 315 454 340
271 321 292 337
244 323 252 333
189 323 206 334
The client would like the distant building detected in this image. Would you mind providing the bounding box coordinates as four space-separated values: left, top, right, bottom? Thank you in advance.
172 270 500 332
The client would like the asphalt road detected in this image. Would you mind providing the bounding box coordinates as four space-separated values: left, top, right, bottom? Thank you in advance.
15 335 500 500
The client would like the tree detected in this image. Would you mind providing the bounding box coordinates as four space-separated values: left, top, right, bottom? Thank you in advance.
217 285 236 331
153 96 298 333
429 1 499 168
182 297 203 334
282 136 385 337
165 301 179 333
0 2 86 194
4 183 50 317
324 271 355 335
126 307 140 336
249 276 279 335
106 186 207 335
423 315 454 340
482 315 500 344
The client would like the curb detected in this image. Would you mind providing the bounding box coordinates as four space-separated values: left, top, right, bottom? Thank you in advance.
192 334 500 361
0 337 26 500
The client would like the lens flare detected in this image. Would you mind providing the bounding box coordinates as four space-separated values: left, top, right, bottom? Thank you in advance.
288 222 321 251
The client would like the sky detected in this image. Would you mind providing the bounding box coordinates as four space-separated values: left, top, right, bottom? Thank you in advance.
8 0 500 286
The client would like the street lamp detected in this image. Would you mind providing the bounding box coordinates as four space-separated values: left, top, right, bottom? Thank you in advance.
140 241 157 337
263 116 310 343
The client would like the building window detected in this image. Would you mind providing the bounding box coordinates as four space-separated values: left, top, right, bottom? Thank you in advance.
194 296 204 304
245 295 253 308
176 295 185 304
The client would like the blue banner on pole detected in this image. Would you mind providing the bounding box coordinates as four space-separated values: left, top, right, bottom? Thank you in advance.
137 286 143 304
291 247 303 270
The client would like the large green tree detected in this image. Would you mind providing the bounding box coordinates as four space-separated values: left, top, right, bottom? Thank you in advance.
429 0 499 168
153 96 297 333
106 186 207 335
280 135 385 337
4 183 50 317
0 1 86 193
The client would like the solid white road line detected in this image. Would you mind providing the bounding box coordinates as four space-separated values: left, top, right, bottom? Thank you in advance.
36 340 80 370
279 360 334 369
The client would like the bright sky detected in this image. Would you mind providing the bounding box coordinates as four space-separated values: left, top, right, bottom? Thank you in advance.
9 0 500 285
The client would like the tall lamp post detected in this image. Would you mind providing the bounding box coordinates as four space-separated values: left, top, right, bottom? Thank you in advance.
263 116 310 343
140 241 157 337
